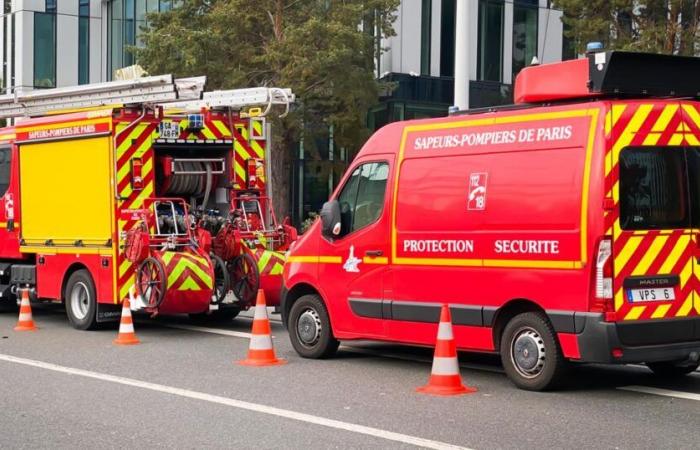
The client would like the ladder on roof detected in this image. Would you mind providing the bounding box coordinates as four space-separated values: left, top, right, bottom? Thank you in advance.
0 75 294 120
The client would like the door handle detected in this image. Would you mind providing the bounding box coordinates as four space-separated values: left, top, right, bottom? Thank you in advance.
365 250 383 257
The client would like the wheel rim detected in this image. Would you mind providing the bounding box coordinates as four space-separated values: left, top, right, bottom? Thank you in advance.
70 281 90 320
139 260 163 307
510 327 546 379
297 308 321 346
212 258 226 303
232 257 257 302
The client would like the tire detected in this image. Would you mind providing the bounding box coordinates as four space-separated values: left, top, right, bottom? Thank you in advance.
287 294 339 359
189 307 240 324
500 312 568 391
64 269 98 330
136 257 166 308
647 360 699 378
210 254 230 304
229 253 259 306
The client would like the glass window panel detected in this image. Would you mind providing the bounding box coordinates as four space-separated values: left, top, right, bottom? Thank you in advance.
512 5 538 77
335 162 389 235
421 0 431 75
619 148 689 230
79 17 89 84
34 12 56 88
0 147 10 196
79 0 90 17
477 0 504 82
45 0 56 13
440 0 455 77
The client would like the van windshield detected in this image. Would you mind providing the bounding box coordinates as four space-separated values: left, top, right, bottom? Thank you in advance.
619 147 700 230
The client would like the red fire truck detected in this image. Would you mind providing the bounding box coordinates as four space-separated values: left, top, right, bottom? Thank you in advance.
283 51 700 390
0 76 295 329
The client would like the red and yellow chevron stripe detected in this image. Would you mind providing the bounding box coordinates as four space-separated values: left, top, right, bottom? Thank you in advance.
251 248 285 276
161 251 214 291
605 102 700 320
233 120 266 190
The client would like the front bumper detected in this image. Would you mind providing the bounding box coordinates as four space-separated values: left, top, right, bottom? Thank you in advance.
576 312 700 364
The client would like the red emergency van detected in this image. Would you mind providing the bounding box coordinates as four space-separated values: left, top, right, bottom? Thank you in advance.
282 51 700 390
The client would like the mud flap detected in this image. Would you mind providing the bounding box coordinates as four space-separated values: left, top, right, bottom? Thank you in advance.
97 303 122 323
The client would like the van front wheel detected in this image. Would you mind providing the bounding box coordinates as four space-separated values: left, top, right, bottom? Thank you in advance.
288 294 339 359
500 312 567 391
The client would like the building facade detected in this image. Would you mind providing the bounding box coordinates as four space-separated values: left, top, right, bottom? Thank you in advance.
0 0 177 94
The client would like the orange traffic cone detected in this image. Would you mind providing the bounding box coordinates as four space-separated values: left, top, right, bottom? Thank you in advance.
238 290 286 366
417 304 477 396
14 289 37 332
113 294 140 346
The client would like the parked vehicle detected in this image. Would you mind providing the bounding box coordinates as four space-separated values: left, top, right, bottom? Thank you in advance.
282 50 700 390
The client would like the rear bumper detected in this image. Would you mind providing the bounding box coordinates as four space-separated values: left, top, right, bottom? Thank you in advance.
576 313 700 364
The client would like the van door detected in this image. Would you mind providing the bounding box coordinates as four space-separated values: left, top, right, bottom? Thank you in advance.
615 140 695 321
317 158 392 338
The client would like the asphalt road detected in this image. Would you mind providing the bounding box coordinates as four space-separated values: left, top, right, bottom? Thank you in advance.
0 304 698 450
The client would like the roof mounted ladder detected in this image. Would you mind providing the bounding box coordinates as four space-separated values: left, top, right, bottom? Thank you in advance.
0 75 205 119
164 87 295 118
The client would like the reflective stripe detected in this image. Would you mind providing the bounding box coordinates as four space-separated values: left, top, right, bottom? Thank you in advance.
430 357 460 376
118 323 135 334
253 305 268 320
249 334 273 350
18 312 33 321
437 322 453 340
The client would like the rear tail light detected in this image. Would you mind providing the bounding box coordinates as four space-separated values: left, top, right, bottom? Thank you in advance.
592 237 615 317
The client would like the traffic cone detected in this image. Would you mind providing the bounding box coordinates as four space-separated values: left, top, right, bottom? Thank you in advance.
238 289 286 366
113 295 140 346
417 304 477 396
14 289 37 332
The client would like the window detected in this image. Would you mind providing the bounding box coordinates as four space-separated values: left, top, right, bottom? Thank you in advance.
477 0 504 82
0 147 10 196
45 0 56 13
421 0 432 75
620 148 689 230
336 162 389 235
439 0 455 77
34 12 56 88
79 0 90 85
512 1 538 78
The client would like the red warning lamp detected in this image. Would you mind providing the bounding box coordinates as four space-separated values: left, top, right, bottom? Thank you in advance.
131 157 144 190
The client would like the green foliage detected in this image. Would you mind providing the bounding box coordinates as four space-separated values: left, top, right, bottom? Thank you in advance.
136 0 399 150
555 0 700 56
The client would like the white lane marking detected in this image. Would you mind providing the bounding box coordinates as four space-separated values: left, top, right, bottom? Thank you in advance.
157 323 253 339
0 353 471 450
340 346 504 374
618 386 700 401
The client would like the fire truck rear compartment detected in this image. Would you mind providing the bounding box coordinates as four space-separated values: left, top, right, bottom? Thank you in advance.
153 143 231 215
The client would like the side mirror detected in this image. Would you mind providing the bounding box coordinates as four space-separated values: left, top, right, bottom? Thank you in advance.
320 200 342 239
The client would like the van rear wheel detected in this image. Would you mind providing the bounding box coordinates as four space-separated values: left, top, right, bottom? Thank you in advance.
646 360 699 378
288 294 339 359
65 269 98 330
500 312 567 391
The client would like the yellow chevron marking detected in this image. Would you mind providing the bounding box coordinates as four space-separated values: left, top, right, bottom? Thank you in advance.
250 140 265 159
119 259 132 277
610 104 654 175
659 234 690 274
119 274 135 300
167 258 212 289
669 133 684 145
117 135 154 185
117 124 148 156
642 133 660 146
161 252 175 265
625 305 646 320
252 119 263 137
652 104 679 132
613 218 623 239
178 276 200 291
651 303 672 319
257 251 272 273
611 104 627 128
615 288 625 310
632 235 669 276
686 134 700 145
680 257 693 288
676 292 694 317
238 126 249 140
213 120 231 137
270 262 284 276
202 126 216 139
614 235 643 276
604 110 612 135
682 104 700 128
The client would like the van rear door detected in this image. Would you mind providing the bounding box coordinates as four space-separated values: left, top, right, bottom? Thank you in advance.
682 101 700 317
612 102 695 322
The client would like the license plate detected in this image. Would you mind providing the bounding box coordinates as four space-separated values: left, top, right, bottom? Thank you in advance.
627 287 675 302
159 121 180 139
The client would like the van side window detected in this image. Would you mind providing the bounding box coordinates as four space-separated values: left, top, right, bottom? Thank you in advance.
0 147 10 196
336 162 389 235
619 148 689 230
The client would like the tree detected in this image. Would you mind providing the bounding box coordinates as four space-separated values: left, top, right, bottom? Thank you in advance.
136 0 399 219
555 0 700 56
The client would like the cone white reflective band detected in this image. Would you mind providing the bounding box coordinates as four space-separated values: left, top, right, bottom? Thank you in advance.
122 307 132 318
118 323 135 334
249 334 273 350
437 322 453 340
253 304 268 320
430 357 460 376
18 312 32 321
